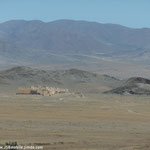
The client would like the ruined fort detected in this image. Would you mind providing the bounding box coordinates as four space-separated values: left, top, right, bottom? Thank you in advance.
16 86 69 96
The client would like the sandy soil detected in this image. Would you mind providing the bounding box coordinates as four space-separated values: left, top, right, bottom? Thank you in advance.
0 93 150 150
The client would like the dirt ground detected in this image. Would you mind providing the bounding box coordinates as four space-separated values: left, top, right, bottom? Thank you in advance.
0 92 150 150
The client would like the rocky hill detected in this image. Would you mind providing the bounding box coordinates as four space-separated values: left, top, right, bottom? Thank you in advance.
1 66 150 95
0 66 122 93
105 77 150 95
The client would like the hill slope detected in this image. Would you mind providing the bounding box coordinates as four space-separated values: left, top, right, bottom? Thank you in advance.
105 77 150 95
0 66 122 93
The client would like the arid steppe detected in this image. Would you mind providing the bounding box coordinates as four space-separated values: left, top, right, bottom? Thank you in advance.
0 92 150 150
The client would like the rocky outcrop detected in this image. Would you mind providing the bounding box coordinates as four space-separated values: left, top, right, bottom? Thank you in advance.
105 77 150 95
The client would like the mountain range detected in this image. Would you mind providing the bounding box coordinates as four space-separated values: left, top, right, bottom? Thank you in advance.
0 19 150 77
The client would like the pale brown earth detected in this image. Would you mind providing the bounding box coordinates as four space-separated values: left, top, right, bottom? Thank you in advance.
0 92 150 150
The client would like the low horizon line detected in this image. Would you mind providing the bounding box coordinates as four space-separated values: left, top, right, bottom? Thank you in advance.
0 19 149 29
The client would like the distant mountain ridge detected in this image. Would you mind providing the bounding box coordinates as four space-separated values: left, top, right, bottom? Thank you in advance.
0 20 150 59
0 19 150 77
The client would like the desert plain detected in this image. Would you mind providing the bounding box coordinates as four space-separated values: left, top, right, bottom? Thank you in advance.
0 91 150 150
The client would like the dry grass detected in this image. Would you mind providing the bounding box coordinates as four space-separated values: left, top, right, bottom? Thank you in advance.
0 93 150 150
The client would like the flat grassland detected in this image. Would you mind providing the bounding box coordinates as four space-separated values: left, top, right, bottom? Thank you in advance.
0 93 150 150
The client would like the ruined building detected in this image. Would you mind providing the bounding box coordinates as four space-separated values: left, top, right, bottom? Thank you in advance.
16 85 69 96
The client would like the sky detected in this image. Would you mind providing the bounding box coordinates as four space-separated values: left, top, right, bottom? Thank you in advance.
0 0 150 28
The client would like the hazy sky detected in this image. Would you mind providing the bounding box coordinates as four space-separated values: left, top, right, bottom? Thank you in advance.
0 0 150 28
